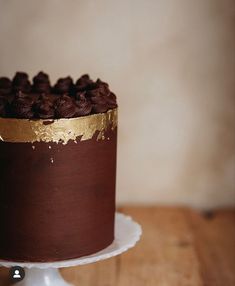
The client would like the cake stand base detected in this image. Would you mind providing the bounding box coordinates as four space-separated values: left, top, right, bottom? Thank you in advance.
17 268 72 286
0 213 142 286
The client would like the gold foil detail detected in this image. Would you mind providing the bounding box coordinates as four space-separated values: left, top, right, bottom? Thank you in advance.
0 109 117 144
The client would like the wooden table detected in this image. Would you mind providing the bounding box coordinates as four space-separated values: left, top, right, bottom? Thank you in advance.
1 206 235 285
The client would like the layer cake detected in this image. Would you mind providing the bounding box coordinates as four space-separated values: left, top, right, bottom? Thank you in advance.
0 72 117 262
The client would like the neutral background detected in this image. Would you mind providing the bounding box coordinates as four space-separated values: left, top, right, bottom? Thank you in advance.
0 0 234 209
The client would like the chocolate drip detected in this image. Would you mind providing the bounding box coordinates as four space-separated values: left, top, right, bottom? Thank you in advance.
54 77 74 94
33 72 51 94
55 94 77 118
0 77 12 95
10 92 35 119
12 72 31 93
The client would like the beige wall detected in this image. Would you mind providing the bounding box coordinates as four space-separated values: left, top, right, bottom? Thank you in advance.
0 0 234 208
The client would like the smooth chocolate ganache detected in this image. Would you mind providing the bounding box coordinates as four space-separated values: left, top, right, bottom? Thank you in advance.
0 72 117 262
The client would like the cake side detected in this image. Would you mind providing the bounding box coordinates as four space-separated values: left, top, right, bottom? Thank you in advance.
0 110 117 262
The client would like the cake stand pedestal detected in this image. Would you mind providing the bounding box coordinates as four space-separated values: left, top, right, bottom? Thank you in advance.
0 213 142 286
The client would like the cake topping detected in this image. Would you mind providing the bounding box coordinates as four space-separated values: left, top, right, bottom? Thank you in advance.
12 72 31 93
33 72 51 94
0 77 12 95
75 93 92 116
87 79 114 113
106 92 118 109
0 96 9 117
0 72 117 119
86 79 110 97
54 76 74 94
91 95 109 114
11 91 35 119
34 94 55 119
95 79 110 96
75 74 93 92
55 94 77 118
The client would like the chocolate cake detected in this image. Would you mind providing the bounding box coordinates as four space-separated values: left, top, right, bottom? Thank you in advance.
0 72 117 262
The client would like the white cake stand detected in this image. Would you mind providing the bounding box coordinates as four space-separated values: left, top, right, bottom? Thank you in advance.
0 213 142 286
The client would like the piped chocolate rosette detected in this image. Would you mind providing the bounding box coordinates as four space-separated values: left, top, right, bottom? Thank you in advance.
0 72 117 262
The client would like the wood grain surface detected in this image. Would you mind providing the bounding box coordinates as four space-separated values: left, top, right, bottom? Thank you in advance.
0 206 235 286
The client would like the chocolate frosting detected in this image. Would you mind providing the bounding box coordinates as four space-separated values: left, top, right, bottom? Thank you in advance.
12 72 31 93
34 94 55 119
11 91 35 119
91 95 109 114
87 79 114 113
107 92 118 109
95 78 110 96
33 72 51 94
0 72 118 119
75 74 94 91
0 96 8 117
75 93 92 116
55 94 77 118
0 77 12 95
54 76 73 94
86 80 109 97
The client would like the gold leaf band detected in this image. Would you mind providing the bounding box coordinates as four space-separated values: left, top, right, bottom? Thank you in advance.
0 108 117 144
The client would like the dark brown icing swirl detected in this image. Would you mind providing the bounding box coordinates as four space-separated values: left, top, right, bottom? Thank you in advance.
54 77 73 94
10 92 34 119
34 94 55 119
75 74 94 92
0 77 12 95
55 94 77 118
75 93 92 116
91 95 109 114
12 72 31 93
0 96 9 117
86 78 110 98
33 72 51 94
88 79 114 113
106 92 117 109
95 79 110 96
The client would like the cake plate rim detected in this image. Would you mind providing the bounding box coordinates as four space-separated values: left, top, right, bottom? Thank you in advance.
0 212 142 269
